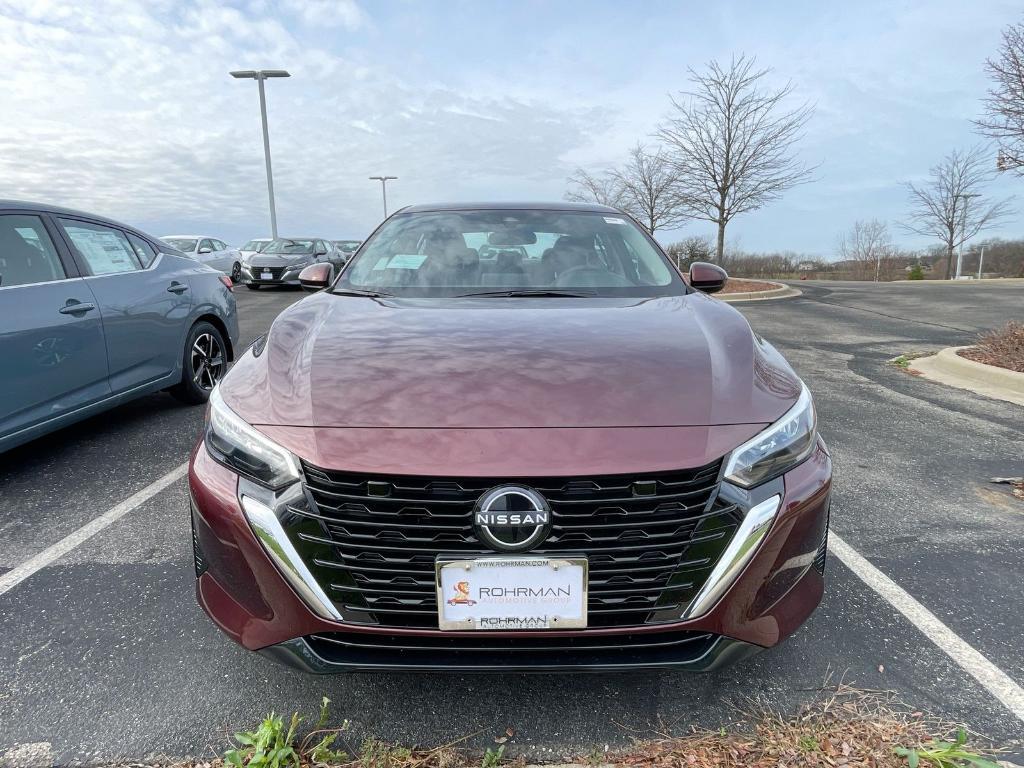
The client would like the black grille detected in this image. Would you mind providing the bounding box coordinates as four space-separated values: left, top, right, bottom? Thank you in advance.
813 509 830 575
252 266 286 280
305 629 717 669
190 508 208 577
287 460 739 629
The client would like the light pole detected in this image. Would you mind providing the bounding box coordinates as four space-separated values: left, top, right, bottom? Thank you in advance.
954 192 981 280
369 176 397 219
230 69 290 239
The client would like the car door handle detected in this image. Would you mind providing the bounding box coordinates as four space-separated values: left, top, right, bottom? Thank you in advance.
59 301 96 315
167 282 189 294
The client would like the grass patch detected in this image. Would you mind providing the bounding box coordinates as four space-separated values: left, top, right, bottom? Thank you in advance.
889 352 930 370
131 686 1003 768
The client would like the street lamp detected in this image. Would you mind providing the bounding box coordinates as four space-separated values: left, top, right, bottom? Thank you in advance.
369 176 398 219
230 69 290 239
954 192 981 280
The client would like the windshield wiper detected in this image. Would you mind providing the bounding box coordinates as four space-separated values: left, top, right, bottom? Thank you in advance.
455 289 597 298
331 288 396 298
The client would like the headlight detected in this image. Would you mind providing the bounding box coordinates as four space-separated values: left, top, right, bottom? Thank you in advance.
723 384 817 488
205 386 300 489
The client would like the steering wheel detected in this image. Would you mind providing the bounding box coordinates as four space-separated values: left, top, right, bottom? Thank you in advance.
555 265 630 288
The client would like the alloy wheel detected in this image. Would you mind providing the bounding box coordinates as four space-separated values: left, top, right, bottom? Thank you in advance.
191 332 224 391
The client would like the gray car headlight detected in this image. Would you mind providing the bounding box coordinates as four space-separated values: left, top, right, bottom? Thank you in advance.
723 384 817 488
205 386 300 489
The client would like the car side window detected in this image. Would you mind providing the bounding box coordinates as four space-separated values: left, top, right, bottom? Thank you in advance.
59 218 142 275
127 233 157 268
0 214 67 288
214 239 227 251
199 239 214 253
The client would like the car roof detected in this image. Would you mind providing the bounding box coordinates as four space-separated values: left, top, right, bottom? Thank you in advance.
398 201 624 214
162 235 216 239
0 199 146 229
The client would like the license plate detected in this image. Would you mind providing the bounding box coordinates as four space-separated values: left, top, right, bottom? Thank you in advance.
261 271 273 280
436 556 587 630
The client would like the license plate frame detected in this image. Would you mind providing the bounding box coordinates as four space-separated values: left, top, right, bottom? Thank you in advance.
435 556 588 631
260 271 273 280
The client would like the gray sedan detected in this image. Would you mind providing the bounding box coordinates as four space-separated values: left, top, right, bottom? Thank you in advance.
0 200 239 453
241 237 337 289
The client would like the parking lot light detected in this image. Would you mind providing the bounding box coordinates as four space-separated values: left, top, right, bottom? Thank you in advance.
369 175 398 219
230 69 291 239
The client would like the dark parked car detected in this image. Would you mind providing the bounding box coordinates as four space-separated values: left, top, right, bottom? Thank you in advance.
189 202 831 672
241 237 337 289
0 200 239 453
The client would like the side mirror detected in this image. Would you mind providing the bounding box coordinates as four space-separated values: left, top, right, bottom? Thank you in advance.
198 247 212 254
688 262 728 294
299 262 333 291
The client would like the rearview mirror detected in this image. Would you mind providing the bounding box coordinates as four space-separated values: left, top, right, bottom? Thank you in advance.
688 262 728 294
299 262 333 291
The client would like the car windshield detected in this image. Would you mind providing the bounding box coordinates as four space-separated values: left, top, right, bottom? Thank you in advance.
335 240 361 250
161 237 197 252
337 210 683 298
242 239 269 251
264 238 315 255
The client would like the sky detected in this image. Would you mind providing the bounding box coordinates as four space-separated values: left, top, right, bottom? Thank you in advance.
0 0 1021 257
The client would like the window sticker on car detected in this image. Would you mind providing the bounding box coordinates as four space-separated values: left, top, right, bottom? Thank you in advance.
604 217 626 225
388 254 428 269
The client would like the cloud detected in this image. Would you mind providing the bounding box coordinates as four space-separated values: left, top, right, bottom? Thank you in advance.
280 0 366 29
0 0 603 241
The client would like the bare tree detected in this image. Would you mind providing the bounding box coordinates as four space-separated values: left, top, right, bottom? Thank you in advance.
658 54 814 261
976 20 1024 175
838 219 895 281
564 168 625 208
608 143 688 233
902 147 1014 279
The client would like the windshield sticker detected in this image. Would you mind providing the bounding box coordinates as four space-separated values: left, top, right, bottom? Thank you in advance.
603 217 626 225
388 254 428 269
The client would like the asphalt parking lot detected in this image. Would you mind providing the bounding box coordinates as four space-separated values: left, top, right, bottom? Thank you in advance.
1 280 1022 763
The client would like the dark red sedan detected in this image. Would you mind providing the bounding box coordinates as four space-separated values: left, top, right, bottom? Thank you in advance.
189 202 831 672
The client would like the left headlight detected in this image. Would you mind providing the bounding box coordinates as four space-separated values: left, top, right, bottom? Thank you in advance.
205 386 300 489
723 383 817 488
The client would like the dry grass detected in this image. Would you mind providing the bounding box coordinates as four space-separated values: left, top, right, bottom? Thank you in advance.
81 685 1006 768
958 321 1024 373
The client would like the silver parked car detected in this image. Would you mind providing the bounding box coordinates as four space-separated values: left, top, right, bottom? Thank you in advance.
241 237 336 289
1 201 239 453
161 235 244 282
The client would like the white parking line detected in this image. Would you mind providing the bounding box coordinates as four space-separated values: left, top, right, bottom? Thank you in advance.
829 532 1024 724
0 463 188 598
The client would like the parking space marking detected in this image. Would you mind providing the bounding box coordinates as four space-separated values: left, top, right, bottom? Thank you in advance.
829 532 1024 724
0 463 188 598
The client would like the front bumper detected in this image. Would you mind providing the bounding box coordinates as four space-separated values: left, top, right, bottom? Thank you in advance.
189 438 832 672
240 264 306 286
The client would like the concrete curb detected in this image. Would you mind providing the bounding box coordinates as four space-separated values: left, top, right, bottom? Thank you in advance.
719 282 802 303
910 346 1024 407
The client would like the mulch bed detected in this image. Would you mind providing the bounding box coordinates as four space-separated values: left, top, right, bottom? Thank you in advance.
957 321 1024 373
720 278 779 294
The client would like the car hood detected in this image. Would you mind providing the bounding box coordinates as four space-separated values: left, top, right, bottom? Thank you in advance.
222 292 801 429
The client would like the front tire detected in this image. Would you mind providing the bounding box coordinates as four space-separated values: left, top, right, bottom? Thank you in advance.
230 261 241 282
170 321 227 405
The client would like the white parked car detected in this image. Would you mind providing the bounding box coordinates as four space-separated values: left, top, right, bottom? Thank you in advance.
239 238 272 263
160 235 244 281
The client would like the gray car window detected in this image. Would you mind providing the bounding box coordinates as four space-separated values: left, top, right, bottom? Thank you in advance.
60 219 142 275
127 233 157 268
200 239 214 253
0 214 67 288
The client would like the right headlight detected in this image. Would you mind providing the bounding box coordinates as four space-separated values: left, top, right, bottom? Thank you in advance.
723 383 817 488
205 386 300 489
